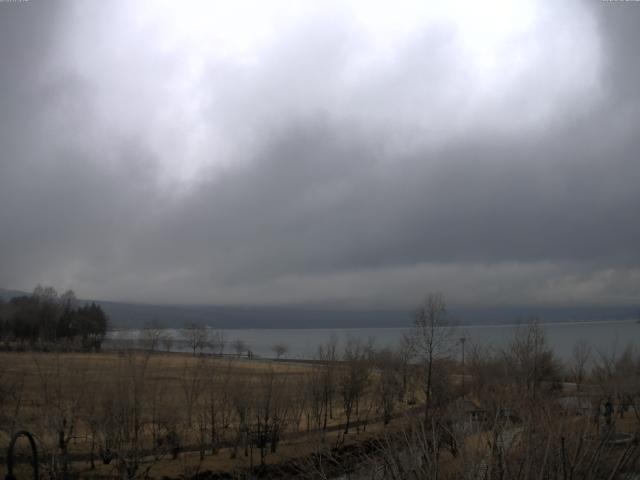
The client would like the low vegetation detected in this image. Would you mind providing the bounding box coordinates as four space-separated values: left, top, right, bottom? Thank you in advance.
1 291 639 479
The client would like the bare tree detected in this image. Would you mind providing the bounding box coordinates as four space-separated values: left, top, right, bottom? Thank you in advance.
138 320 163 352
182 323 209 356
317 336 338 430
412 293 453 421
230 375 251 459
59 289 78 311
373 348 401 425
32 354 89 479
271 342 289 360
179 358 207 428
593 344 640 422
508 319 559 395
288 374 308 433
203 358 233 455
395 334 415 403
232 338 247 357
466 342 504 400
250 368 292 465
209 330 226 355
161 333 173 353
339 337 372 434
570 339 591 392
0 355 25 438
305 369 326 431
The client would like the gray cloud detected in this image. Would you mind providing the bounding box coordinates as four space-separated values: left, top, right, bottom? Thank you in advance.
1 0 639 307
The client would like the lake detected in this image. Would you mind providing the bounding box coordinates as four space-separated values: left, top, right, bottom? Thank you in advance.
107 319 640 361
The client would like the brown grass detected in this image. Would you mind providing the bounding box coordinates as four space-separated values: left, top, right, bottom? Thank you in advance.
0 351 411 479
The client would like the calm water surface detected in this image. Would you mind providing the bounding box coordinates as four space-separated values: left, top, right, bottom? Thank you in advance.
108 320 640 360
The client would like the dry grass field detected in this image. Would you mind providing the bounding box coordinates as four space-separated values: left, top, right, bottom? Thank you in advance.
0 350 418 479
2 320 640 480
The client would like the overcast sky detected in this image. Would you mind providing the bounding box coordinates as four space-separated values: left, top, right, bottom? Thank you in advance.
1 0 639 308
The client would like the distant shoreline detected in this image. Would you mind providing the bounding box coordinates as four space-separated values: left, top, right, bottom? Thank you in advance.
108 317 639 332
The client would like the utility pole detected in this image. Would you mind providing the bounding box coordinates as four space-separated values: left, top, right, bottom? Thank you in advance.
460 337 466 399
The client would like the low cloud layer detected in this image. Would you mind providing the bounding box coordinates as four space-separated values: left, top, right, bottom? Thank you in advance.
1 0 639 307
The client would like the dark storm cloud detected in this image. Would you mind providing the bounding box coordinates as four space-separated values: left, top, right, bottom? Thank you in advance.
0 2 162 288
136 109 640 283
1 0 639 306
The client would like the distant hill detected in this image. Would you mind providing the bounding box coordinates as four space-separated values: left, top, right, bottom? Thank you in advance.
98 302 412 329
0 288 28 300
1 287 638 329
96 302 640 329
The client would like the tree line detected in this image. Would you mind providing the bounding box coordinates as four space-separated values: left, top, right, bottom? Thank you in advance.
0 285 108 350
